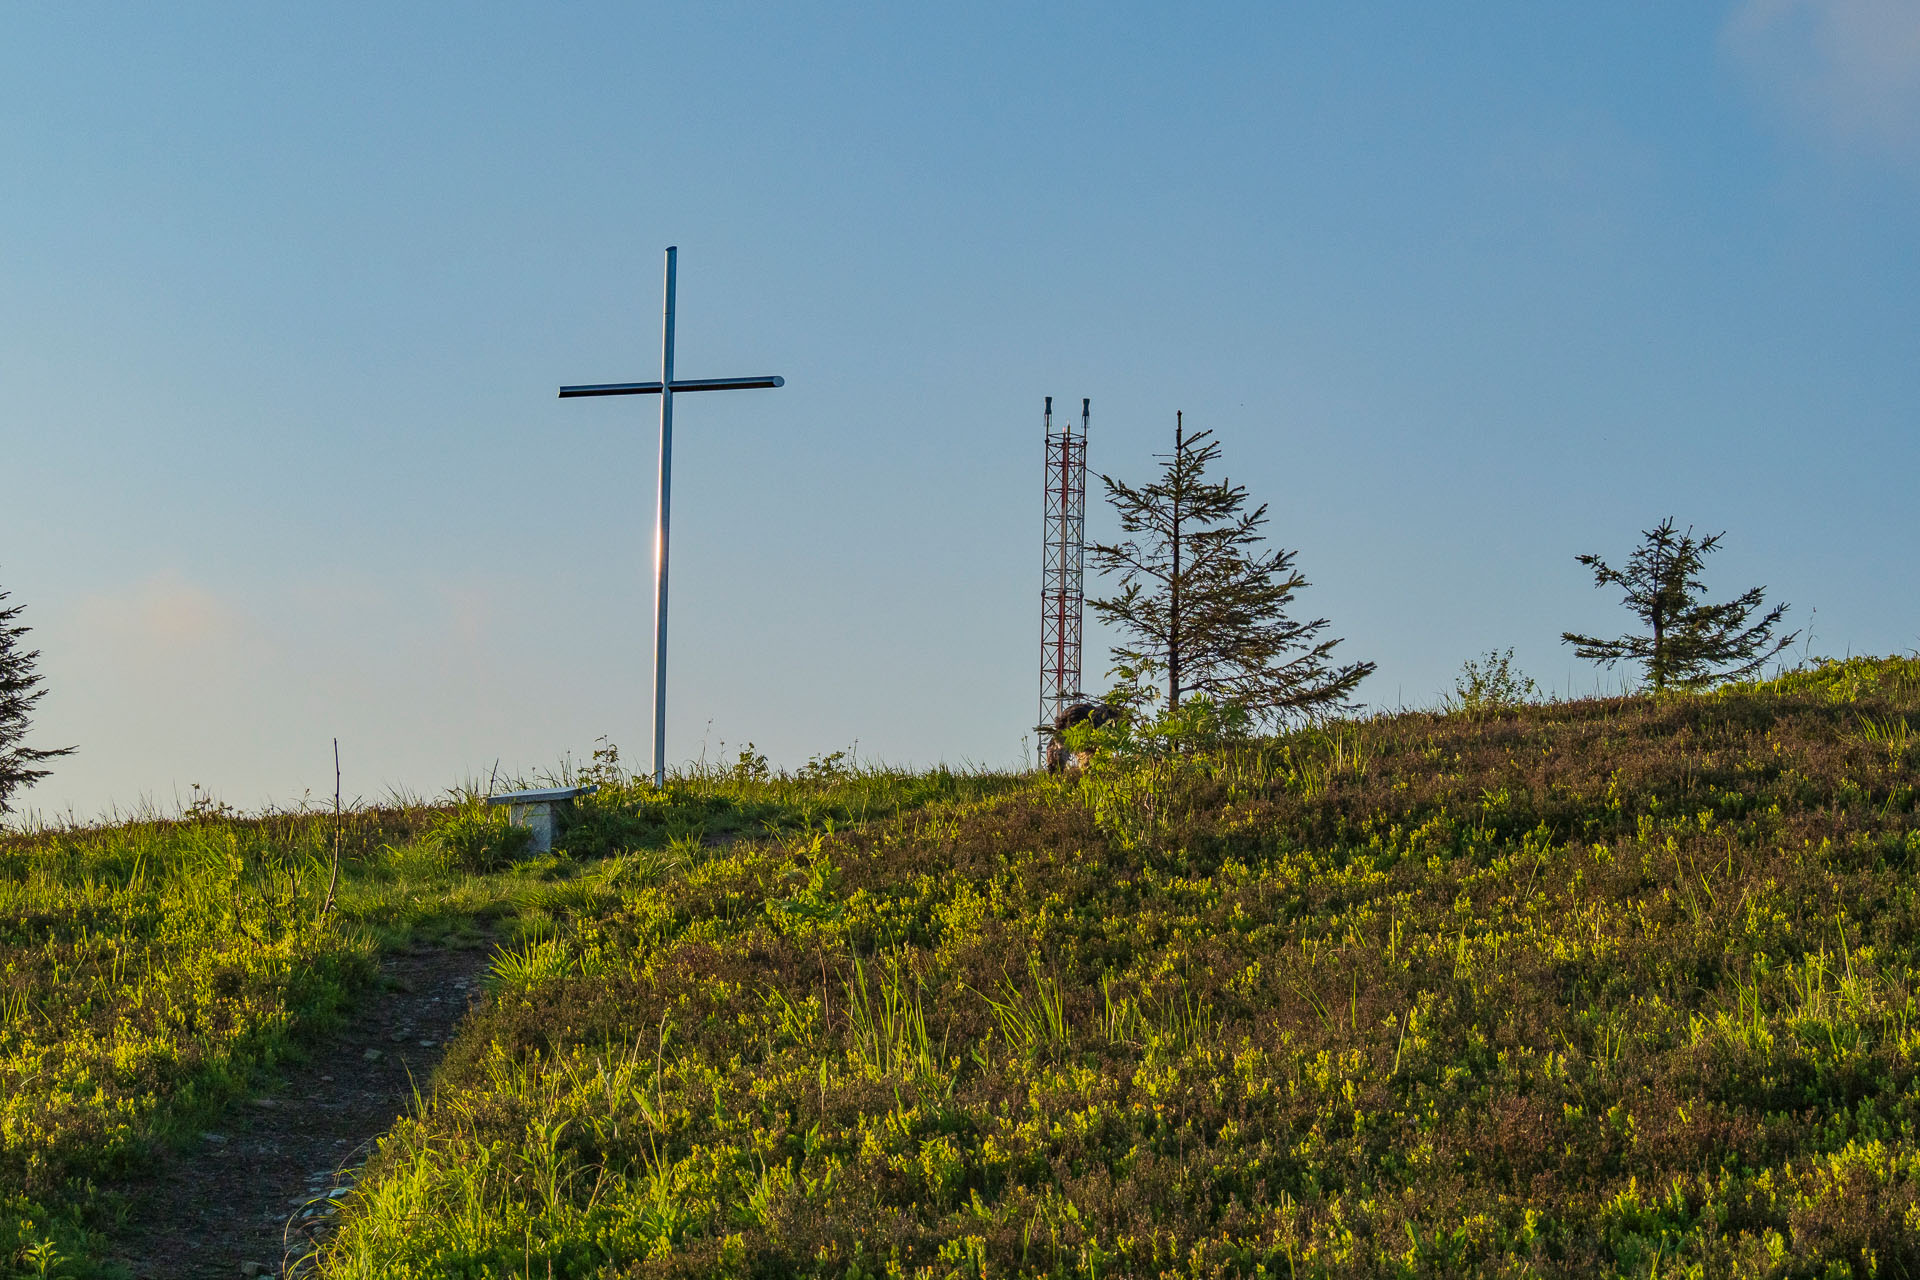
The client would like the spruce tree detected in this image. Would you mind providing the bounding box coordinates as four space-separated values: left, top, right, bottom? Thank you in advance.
0 586 75 816
1089 412 1373 723
1561 518 1795 691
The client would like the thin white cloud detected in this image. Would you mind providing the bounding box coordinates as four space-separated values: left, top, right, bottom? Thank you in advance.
1725 0 1920 156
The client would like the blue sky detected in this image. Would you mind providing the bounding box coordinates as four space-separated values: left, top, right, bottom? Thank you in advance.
4 2 1917 817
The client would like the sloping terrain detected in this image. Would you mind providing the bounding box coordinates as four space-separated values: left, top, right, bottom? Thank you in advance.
0 810 419 1276
314 660 1920 1278
2 760 999 1279
109 939 493 1279
10 661 1920 1278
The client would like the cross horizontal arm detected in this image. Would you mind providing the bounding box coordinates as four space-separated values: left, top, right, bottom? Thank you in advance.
558 375 785 398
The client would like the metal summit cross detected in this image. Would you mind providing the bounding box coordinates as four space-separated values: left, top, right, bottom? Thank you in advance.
560 246 785 788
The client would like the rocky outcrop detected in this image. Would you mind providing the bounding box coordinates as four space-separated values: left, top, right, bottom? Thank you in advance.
1045 701 1122 773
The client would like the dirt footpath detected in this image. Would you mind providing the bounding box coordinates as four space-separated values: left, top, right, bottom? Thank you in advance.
110 940 496 1280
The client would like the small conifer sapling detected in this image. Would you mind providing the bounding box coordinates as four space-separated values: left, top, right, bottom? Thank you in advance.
1561 518 1795 691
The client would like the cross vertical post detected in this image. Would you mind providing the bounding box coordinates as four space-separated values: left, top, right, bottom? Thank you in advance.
559 246 785 789
652 248 677 789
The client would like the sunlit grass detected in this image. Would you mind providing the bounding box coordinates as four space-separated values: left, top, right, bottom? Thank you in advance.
0 748 1014 1277
312 658 1920 1277
15 659 1920 1276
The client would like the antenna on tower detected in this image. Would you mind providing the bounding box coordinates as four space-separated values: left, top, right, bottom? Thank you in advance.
1039 396 1089 765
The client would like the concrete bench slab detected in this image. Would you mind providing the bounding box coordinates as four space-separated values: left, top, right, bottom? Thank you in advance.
485 784 598 854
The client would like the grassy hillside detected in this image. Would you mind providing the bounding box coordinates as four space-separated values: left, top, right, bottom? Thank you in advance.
0 761 1004 1278
9 660 1920 1278
299 657 1920 1279
0 808 406 1272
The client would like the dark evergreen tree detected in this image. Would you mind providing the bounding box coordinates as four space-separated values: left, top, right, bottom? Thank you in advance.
1561 518 1795 691
1089 413 1373 723
0 586 74 816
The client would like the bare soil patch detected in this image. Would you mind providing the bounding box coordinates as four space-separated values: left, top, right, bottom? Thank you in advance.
108 938 496 1280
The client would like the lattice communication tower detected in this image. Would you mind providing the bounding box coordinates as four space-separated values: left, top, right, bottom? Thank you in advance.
1039 396 1090 763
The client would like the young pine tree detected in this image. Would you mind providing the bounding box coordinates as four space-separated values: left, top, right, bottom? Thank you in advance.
1561 518 1795 691
1089 412 1373 724
0 587 75 816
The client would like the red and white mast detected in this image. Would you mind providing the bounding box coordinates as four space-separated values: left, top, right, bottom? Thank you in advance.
1039 396 1089 764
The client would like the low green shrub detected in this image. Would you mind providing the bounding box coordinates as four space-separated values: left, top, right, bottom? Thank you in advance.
1442 646 1542 715
425 801 534 872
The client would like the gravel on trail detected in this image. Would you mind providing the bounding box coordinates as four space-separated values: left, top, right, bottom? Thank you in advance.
109 939 497 1280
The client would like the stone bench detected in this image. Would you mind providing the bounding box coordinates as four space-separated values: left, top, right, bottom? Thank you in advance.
485 784 597 853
